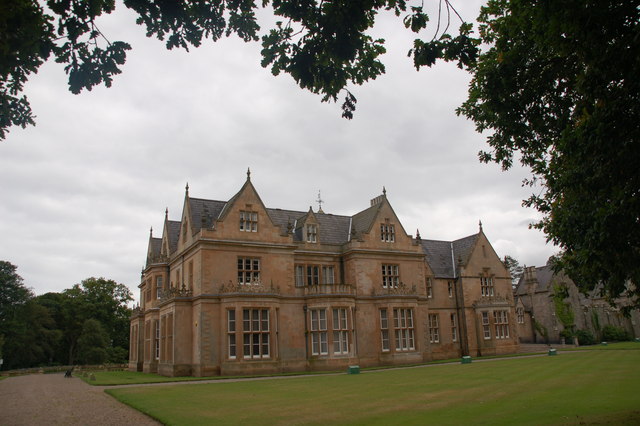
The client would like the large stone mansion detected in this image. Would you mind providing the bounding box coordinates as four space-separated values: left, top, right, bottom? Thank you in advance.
129 171 518 376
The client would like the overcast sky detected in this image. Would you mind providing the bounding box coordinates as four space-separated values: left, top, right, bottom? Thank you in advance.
0 1 557 302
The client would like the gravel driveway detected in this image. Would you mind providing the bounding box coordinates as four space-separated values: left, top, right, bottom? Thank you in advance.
0 373 160 426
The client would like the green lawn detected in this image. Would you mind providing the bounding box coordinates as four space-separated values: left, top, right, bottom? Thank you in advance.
107 348 640 425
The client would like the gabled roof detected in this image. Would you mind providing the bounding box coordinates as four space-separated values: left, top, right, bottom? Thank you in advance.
452 233 480 267
149 237 162 256
167 220 181 254
514 264 555 295
421 233 480 278
315 213 352 245
421 239 455 277
267 207 352 245
146 237 162 266
266 207 304 233
351 203 380 237
189 198 227 231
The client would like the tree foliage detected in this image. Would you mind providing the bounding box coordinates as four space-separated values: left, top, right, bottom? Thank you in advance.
77 318 109 364
61 277 133 363
0 264 133 369
550 283 574 330
1 0 479 139
459 0 640 308
0 261 33 362
502 255 523 288
0 261 61 369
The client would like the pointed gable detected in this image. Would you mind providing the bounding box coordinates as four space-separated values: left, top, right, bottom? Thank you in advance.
421 233 480 278
351 203 380 237
165 220 181 254
350 190 411 245
422 239 456 278
146 233 163 266
452 233 480 269
217 172 274 225
189 198 227 231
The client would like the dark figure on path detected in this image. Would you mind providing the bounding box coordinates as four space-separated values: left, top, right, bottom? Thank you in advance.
64 367 74 378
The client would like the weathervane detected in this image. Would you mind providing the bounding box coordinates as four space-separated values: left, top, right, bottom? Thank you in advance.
316 190 324 214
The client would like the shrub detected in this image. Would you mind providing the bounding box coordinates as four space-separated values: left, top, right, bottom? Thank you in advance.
559 328 574 340
601 325 631 342
574 329 596 346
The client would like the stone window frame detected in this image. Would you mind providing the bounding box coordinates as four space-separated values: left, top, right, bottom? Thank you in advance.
493 310 510 339
480 274 495 297
332 308 349 355
428 313 440 343
306 224 318 243
380 220 396 242
239 210 258 232
481 311 491 340
294 264 336 286
309 308 328 355
380 309 390 352
382 264 400 288
242 308 270 359
227 309 237 359
393 308 415 351
450 313 458 342
237 257 261 285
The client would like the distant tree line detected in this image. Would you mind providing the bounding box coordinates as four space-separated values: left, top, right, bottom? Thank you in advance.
0 261 132 370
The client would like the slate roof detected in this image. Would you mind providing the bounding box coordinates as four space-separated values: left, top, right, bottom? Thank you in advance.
189 198 227 231
167 220 181 254
452 234 479 267
514 264 555 295
421 233 480 278
267 208 305 232
149 237 162 256
421 239 455 277
351 204 380 237
266 208 352 244
315 213 352 245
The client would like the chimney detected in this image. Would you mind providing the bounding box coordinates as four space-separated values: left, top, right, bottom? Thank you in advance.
370 195 384 206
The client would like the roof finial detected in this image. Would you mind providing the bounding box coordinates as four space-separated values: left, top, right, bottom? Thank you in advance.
416 228 421 241
316 190 324 214
383 186 387 196
165 207 169 220
185 182 189 196
479 220 483 232
247 167 251 181
150 226 153 237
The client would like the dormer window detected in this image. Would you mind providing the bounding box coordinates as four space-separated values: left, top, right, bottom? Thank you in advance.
240 210 258 232
380 220 395 242
306 224 318 243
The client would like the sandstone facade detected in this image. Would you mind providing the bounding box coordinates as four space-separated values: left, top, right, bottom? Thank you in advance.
130 172 519 376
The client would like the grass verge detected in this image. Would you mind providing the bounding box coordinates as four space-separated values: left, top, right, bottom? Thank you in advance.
83 342 639 386
106 348 640 425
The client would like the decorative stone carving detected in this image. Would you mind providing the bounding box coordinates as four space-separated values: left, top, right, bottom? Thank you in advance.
160 284 193 301
147 253 169 266
219 280 280 295
473 294 511 308
304 283 355 296
374 282 417 296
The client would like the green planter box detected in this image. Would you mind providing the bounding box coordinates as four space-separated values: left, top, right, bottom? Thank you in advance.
601 342 608 346
548 348 557 356
348 365 360 374
461 356 472 364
